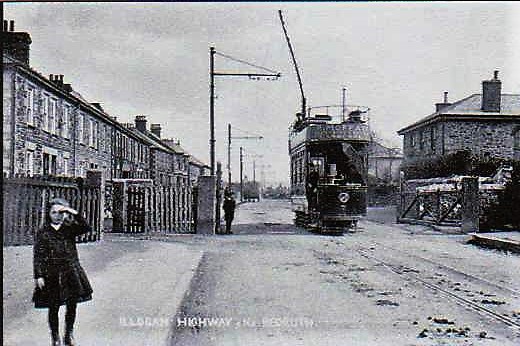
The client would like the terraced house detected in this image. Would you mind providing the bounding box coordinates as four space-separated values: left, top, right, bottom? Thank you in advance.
3 20 208 235
3 21 116 180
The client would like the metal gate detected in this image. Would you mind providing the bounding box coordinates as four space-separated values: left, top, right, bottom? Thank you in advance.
398 178 462 226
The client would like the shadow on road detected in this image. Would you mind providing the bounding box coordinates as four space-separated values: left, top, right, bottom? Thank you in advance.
228 222 310 235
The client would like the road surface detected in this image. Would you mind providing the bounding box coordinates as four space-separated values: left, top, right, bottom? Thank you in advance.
170 199 520 346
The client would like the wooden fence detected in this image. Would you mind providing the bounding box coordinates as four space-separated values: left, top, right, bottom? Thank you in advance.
3 173 102 246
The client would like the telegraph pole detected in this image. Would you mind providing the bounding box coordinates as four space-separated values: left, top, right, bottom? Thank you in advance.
342 87 347 122
240 147 244 202
227 123 232 185
209 47 280 177
209 47 216 175
227 124 263 189
253 160 256 186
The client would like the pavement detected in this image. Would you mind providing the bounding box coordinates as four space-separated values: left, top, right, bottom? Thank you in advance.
3 236 204 346
4 201 519 345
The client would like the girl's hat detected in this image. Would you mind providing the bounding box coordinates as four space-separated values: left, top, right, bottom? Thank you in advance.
49 197 70 208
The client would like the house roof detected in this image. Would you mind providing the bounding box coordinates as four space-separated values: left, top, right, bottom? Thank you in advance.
398 94 520 134
188 156 209 168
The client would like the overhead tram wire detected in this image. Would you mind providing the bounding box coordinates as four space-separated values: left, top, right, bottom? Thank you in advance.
214 51 280 76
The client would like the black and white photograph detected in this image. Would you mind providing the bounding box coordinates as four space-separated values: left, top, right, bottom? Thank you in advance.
3 1 520 345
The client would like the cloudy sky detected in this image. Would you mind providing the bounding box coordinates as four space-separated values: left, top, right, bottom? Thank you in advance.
5 2 520 184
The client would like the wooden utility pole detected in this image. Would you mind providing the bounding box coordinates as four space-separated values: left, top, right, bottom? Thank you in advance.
240 146 244 202
227 123 232 185
209 47 280 177
209 47 216 175
227 123 263 189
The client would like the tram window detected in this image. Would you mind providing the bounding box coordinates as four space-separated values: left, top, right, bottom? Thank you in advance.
310 157 325 176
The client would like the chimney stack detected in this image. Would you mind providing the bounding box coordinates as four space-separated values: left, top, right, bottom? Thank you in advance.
435 91 452 112
481 70 501 112
150 124 162 138
135 115 147 133
2 20 32 66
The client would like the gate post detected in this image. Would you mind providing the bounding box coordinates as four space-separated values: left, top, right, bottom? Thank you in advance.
86 170 103 240
215 162 223 234
461 176 479 233
197 175 216 235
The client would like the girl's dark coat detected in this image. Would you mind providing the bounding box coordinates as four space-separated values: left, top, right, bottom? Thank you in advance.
32 216 93 308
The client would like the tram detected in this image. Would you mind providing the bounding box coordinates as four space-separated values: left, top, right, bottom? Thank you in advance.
289 108 370 234
279 10 370 234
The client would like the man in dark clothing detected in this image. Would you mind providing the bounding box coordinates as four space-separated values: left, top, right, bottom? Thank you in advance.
223 193 236 234
307 164 320 211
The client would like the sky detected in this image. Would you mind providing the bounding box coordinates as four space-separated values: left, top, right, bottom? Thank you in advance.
5 2 520 185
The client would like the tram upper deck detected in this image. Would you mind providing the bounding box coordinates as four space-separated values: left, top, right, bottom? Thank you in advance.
289 113 371 152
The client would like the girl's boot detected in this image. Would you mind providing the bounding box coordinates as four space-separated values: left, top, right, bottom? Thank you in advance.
51 331 61 346
63 330 75 346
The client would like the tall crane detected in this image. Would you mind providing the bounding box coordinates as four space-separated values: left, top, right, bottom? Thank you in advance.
279 10 306 121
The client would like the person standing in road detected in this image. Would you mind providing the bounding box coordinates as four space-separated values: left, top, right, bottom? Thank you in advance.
307 163 320 211
33 197 93 346
223 191 237 234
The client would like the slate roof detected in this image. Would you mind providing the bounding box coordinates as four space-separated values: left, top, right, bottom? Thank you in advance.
398 94 520 134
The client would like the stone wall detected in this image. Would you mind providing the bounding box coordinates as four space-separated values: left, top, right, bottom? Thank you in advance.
444 120 515 159
403 120 517 165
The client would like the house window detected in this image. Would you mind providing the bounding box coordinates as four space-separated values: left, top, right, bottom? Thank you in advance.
514 128 520 160
48 98 57 134
430 127 436 153
419 130 425 150
26 150 34 176
88 119 94 147
26 87 35 125
63 157 69 176
62 105 69 139
78 112 84 144
43 153 57 176
42 95 49 131
410 133 416 147
94 121 99 149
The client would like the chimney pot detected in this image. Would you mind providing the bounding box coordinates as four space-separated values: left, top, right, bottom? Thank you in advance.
135 115 148 133
60 75 64 83
150 124 162 138
3 20 8 32
435 91 452 112
49 74 54 81
9 20 14 32
494 70 499 80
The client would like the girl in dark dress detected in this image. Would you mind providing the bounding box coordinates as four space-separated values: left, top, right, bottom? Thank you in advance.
33 198 93 346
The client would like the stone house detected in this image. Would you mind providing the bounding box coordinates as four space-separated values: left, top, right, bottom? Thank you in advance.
367 141 402 184
188 156 210 186
3 20 115 180
398 71 520 167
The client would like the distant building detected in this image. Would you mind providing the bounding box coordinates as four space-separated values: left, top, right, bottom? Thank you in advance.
398 71 520 166
367 141 402 184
